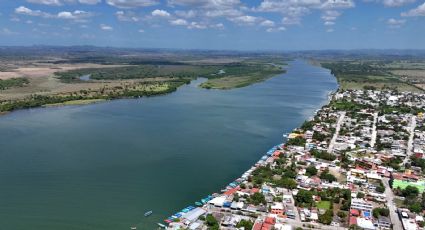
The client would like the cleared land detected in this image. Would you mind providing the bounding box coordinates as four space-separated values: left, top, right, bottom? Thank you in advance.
321 61 425 92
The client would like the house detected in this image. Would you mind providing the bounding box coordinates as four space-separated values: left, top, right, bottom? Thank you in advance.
271 202 284 215
377 216 391 229
351 198 373 212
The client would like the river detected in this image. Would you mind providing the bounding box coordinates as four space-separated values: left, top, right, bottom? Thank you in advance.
0 60 338 229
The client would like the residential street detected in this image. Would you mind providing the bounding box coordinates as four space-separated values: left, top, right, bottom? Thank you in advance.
370 112 378 147
403 115 417 165
383 178 403 230
328 111 346 153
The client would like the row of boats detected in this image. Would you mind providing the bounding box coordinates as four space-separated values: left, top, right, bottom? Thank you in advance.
159 143 285 228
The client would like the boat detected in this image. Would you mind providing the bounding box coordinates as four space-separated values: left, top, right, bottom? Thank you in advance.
144 210 153 217
195 201 203 206
157 223 166 228
130 227 137 230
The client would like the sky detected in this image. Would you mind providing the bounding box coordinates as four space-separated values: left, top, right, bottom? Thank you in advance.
0 0 424 50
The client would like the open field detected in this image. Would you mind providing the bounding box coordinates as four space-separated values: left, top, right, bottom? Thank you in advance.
321 60 425 92
0 48 287 112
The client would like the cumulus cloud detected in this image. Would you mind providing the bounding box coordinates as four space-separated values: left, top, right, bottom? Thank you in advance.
15 6 93 22
170 18 188 26
365 0 416 7
229 15 259 25
100 24 113 30
57 10 93 20
260 19 275 27
266 26 286 32
115 11 140 22
106 0 159 8
151 9 171 17
187 21 207 29
27 0 101 5
401 2 425 16
175 10 197 18
387 18 406 28
256 0 354 26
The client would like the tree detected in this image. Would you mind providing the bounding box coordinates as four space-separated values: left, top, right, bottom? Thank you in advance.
373 208 389 218
356 192 365 199
337 211 347 218
206 214 219 230
295 189 314 207
319 209 333 225
306 165 318 176
375 185 385 193
277 178 297 190
248 192 266 205
402 185 419 198
236 220 253 230
409 203 422 213
320 170 337 182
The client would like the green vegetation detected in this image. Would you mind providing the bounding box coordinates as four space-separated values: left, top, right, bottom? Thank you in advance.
372 208 389 218
295 189 314 207
199 63 285 89
321 61 422 92
0 80 187 112
236 220 253 229
311 149 337 161
287 136 306 146
247 192 266 205
316 200 331 210
318 209 333 225
0 78 29 90
205 214 219 230
55 62 285 90
306 165 318 176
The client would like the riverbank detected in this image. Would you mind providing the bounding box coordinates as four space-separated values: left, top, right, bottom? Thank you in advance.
159 62 338 229
0 60 338 230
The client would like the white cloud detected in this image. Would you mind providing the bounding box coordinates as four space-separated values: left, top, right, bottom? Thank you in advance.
0 28 18 35
256 0 354 26
266 26 286 32
57 10 93 20
27 0 101 5
170 18 188 26
100 24 113 30
175 10 197 18
365 0 416 7
15 6 93 21
401 2 425 16
229 15 259 25
78 0 101 4
106 0 159 8
138 29 145 32
15 6 52 17
187 21 207 29
260 19 275 27
386 18 406 28
27 0 62 6
115 11 140 22
151 9 171 17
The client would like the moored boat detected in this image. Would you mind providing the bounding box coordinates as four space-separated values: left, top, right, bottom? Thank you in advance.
144 210 153 217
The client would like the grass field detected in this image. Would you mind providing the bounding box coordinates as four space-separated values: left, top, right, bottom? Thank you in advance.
316 200 331 210
392 179 425 193
321 61 425 92
44 99 106 107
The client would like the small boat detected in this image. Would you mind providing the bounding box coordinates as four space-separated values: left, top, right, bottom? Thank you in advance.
130 227 137 230
195 201 203 206
144 210 153 217
157 223 166 228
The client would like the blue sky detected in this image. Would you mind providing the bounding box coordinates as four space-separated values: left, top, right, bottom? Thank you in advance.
0 0 424 50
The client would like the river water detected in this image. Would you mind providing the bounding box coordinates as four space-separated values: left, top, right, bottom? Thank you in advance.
0 60 337 229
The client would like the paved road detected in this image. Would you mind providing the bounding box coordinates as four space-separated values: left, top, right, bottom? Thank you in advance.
402 115 416 165
383 178 403 230
328 111 346 153
370 112 378 148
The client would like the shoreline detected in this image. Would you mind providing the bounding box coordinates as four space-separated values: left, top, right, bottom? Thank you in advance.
160 81 340 228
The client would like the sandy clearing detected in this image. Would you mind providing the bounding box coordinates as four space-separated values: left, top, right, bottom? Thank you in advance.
0 64 128 80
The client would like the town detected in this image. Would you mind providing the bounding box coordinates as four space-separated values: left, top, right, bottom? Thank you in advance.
164 89 425 230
